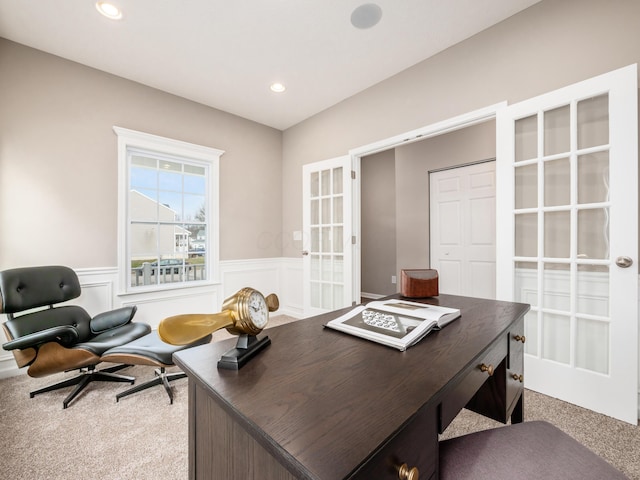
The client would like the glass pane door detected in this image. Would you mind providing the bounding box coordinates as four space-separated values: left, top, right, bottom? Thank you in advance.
513 94 611 374
497 64 638 424
303 156 352 315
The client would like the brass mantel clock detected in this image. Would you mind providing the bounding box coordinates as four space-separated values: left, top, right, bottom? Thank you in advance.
158 287 279 369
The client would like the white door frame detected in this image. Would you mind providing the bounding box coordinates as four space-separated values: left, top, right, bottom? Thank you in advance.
349 103 507 304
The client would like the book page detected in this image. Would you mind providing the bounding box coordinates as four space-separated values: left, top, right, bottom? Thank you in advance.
365 299 459 323
341 306 431 341
325 299 461 350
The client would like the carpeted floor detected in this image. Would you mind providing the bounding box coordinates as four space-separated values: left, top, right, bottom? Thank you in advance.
1 314 638 479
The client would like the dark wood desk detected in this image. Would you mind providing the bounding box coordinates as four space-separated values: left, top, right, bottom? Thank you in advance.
174 294 529 480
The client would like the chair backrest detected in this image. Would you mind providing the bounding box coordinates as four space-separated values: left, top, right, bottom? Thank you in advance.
0 265 82 314
0 266 93 343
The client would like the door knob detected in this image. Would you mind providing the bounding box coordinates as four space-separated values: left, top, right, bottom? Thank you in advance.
616 256 633 268
302 251 309 256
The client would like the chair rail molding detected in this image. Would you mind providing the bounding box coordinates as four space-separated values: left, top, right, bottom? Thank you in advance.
0 258 303 379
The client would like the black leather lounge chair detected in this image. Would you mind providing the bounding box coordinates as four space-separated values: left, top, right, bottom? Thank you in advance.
0 265 151 408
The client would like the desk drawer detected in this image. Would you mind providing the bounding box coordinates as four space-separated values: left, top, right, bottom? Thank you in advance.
351 407 437 480
439 339 507 432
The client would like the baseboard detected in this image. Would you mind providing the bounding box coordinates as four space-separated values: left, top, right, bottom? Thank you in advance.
360 292 385 301
0 356 22 379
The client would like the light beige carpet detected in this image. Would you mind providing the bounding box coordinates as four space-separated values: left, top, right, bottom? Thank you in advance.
1 314 638 479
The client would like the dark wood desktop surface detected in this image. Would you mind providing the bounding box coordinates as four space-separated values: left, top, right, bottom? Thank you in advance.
174 294 529 480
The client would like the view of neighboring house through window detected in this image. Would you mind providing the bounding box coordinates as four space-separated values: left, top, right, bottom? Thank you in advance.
129 152 208 288
114 126 223 293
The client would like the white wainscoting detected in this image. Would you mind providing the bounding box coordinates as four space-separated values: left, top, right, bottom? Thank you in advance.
219 257 303 318
0 258 304 379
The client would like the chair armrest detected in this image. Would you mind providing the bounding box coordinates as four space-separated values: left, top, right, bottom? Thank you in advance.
2 325 79 351
90 306 138 334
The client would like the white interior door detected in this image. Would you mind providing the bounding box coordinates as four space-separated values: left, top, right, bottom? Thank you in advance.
496 64 638 424
430 161 496 299
302 156 353 316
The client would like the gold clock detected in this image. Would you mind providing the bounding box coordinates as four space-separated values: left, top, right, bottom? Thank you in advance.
158 287 279 346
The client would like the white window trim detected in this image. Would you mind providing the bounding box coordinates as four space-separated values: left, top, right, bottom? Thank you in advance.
114 126 224 295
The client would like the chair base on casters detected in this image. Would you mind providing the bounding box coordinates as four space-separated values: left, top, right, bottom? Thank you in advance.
30 364 134 409
116 367 186 404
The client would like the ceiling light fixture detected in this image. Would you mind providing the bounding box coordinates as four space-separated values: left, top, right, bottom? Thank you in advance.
96 2 123 20
270 83 286 93
350 3 382 29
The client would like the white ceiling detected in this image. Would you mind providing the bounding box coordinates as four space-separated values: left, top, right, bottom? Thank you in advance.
0 0 541 130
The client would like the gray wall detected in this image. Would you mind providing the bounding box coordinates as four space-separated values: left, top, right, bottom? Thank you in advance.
282 0 640 258
0 39 283 268
361 150 396 296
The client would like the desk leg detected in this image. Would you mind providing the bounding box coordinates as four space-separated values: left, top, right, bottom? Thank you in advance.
511 392 524 424
187 380 196 480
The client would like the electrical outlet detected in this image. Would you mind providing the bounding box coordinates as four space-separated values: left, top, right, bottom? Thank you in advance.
391 275 397 284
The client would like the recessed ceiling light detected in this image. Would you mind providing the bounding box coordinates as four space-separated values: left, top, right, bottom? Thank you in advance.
351 3 382 29
96 2 123 20
270 83 286 93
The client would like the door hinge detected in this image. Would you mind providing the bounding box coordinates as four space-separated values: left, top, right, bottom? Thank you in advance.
351 170 356 180
352 235 357 245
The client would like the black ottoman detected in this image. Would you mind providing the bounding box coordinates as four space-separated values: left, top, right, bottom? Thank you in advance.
101 330 211 404
439 420 628 479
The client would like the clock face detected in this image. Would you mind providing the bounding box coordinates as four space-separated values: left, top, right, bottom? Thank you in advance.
247 290 268 329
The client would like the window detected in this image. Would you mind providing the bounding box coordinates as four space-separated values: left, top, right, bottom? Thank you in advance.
115 127 223 292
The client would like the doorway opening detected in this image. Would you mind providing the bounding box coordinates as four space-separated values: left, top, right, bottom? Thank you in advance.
355 107 501 301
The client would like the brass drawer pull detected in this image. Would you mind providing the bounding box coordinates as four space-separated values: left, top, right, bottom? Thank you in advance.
511 373 524 383
479 363 494 376
398 463 419 480
514 334 526 343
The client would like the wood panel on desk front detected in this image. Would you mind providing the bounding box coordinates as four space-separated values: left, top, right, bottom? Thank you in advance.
174 294 530 480
193 381 298 479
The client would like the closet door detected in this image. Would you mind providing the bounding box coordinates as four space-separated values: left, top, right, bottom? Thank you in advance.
430 161 496 299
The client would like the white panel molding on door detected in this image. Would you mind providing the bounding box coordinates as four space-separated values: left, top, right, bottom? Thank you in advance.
430 160 496 299
496 64 638 424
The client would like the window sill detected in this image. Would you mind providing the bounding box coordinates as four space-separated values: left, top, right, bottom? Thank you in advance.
117 280 221 297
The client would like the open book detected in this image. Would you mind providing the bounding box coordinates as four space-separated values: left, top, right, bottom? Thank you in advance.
325 299 461 351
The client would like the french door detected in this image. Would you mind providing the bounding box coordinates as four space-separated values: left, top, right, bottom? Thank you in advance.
496 64 638 424
302 156 354 316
